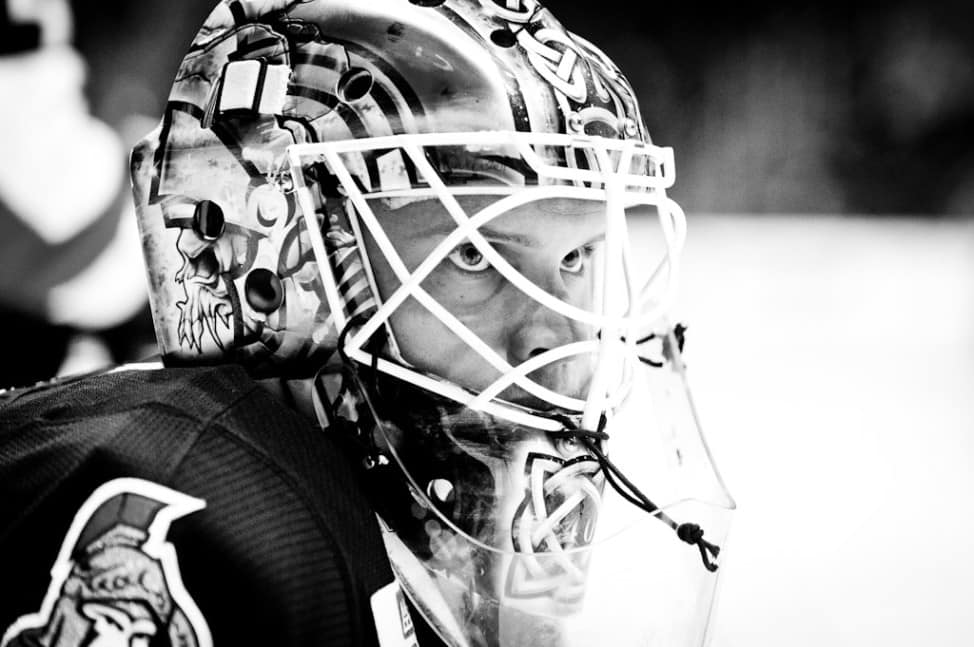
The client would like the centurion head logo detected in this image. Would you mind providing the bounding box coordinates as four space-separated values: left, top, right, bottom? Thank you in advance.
1 479 211 647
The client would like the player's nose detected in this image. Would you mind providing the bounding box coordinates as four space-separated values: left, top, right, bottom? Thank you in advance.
508 307 572 363
505 281 594 397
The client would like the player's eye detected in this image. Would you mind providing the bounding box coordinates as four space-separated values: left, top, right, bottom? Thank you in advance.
561 244 593 274
447 242 490 272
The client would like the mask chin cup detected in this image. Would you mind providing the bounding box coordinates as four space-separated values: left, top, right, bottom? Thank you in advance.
377 469 734 647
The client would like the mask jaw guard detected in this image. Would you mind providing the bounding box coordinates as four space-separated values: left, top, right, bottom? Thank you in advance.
331 350 735 647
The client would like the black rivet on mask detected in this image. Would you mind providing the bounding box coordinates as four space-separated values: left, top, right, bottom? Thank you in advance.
622 118 640 138
409 0 445 7
192 200 225 241
337 68 374 102
490 28 517 48
245 269 284 313
284 21 319 42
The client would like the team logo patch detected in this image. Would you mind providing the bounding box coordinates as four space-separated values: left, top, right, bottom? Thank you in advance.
1 478 211 647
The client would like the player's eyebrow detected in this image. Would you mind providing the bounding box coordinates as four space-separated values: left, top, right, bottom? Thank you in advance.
410 222 540 248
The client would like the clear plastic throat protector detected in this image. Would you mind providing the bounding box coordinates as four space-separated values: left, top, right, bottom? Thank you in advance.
290 132 735 647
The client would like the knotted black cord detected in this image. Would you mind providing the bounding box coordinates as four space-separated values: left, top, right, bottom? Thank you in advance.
335 316 718 568
638 357 665 368
636 323 688 368
555 414 720 572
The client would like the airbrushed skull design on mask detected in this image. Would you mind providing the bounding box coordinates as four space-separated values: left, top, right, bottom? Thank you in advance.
145 9 367 375
161 165 334 375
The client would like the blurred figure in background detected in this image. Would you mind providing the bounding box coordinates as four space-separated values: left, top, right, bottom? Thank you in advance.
0 0 154 387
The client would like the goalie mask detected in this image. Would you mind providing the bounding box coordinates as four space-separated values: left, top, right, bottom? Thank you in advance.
130 1 735 646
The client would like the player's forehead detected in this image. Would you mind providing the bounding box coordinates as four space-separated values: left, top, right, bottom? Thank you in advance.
370 195 607 247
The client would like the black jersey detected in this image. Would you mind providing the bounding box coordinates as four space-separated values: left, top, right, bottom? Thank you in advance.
0 364 418 647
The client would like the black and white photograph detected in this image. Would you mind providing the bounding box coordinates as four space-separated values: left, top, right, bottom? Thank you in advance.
1 1 971 646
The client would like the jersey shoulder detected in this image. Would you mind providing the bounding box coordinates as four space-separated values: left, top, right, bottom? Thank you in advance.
0 365 393 647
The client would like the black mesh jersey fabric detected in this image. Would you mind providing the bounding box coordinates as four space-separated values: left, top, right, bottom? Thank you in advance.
0 364 398 646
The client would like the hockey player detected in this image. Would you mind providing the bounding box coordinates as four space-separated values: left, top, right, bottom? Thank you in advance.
0 1 735 646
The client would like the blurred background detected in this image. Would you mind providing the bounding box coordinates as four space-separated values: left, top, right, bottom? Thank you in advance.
2 0 972 645
52 0 974 216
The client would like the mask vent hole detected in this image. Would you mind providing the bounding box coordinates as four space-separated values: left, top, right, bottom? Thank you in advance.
283 21 319 42
490 28 517 48
492 0 526 10
245 269 284 313
409 0 446 7
337 68 374 103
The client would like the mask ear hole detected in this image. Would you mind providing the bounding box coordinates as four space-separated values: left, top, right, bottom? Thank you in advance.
337 68 374 103
245 269 284 313
193 200 225 241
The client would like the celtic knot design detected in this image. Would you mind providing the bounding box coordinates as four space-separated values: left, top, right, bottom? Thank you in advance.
506 452 603 603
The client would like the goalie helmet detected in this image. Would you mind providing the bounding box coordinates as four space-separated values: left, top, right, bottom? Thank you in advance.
131 1 735 646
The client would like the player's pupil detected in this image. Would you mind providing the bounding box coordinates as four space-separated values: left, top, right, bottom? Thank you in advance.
460 244 482 266
562 248 581 270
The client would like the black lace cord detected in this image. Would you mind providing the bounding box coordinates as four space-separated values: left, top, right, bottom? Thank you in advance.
332 314 385 467
559 419 720 573
335 317 718 568
312 366 337 428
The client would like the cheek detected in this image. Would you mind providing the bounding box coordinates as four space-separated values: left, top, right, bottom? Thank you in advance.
423 265 505 310
389 290 517 387
563 269 597 304
387 297 468 376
